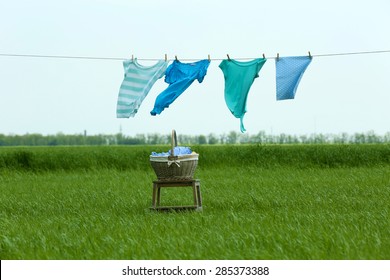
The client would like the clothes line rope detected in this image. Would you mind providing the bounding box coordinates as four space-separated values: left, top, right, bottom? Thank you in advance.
1 49 390 62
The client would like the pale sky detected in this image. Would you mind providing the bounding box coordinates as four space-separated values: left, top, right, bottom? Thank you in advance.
1 0 389 136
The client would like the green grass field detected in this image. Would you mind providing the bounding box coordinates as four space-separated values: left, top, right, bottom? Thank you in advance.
0 144 389 259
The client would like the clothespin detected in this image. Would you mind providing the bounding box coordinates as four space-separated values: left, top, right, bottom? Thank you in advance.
208 54 211 61
227 54 231 61
175 55 178 61
276 53 279 61
164 54 167 61
262 53 266 59
308 51 312 59
131 54 134 61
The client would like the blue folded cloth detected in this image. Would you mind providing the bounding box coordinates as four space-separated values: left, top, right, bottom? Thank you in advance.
275 56 312 100
151 146 192 156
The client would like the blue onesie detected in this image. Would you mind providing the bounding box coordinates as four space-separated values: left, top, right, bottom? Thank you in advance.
275 56 312 100
150 59 210 115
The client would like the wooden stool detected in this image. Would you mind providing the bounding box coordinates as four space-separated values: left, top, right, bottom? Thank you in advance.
151 179 202 211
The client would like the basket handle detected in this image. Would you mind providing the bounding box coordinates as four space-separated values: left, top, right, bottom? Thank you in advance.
170 129 177 156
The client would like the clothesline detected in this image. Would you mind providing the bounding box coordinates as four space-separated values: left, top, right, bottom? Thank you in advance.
1 49 388 133
1 49 390 61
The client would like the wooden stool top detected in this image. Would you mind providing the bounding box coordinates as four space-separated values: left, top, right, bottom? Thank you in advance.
153 179 200 184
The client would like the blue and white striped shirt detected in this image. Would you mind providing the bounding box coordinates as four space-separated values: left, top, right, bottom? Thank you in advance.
117 59 168 118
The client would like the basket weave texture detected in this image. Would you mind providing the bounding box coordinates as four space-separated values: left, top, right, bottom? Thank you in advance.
150 130 198 181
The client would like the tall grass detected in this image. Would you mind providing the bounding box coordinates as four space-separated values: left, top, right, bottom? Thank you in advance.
0 144 389 259
1 144 389 172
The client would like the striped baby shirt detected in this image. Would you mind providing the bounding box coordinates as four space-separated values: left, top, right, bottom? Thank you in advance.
116 59 168 118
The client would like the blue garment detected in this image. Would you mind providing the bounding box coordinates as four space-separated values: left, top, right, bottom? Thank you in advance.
151 146 192 156
219 58 267 132
150 59 210 115
276 56 312 100
117 59 168 118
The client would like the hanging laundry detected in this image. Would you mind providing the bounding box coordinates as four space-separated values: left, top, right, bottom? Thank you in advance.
219 58 267 133
150 59 210 115
116 58 168 118
275 56 312 100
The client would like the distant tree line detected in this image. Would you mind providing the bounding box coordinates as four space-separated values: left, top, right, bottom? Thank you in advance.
0 130 389 146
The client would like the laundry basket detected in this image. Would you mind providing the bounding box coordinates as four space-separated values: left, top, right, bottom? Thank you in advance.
150 130 198 181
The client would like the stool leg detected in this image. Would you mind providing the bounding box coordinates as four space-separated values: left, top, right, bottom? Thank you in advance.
196 182 202 207
192 183 197 207
157 185 161 207
152 183 157 208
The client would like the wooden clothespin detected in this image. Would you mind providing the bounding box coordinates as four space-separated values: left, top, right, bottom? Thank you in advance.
131 54 134 61
262 53 266 59
276 53 280 61
227 54 231 61
308 51 312 59
164 54 167 61
175 55 178 61
208 54 211 62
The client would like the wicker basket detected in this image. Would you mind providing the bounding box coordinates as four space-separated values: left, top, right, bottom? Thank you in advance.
150 130 198 181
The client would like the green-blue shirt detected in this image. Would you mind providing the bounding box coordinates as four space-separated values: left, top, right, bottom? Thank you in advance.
219 58 267 132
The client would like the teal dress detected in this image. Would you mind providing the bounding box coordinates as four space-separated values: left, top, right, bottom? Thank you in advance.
219 58 267 132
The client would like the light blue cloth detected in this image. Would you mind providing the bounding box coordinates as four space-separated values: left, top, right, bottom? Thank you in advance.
151 146 192 156
275 56 312 100
219 58 267 133
117 59 168 118
150 59 210 115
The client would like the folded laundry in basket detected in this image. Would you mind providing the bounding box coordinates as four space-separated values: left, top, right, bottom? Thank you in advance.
151 146 192 156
